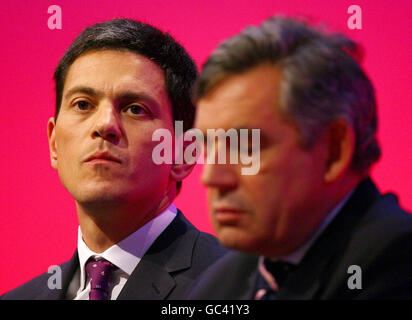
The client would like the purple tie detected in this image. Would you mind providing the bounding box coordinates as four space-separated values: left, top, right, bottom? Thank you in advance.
85 257 117 300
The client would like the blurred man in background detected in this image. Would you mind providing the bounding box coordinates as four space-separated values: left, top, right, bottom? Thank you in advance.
190 16 412 299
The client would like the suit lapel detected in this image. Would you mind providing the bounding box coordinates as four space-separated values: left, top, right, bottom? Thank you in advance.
117 212 198 299
115 258 176 299
231 253 260 300
36 251 79 299
190 251 259 300
277 178 380 299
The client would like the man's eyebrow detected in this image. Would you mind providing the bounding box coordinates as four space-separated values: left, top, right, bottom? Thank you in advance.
64 86 100 100
116 91 158 105
63 86 160 108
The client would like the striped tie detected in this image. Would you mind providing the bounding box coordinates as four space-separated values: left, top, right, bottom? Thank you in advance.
255 258 296 300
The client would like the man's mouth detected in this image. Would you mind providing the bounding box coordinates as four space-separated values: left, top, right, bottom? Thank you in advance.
84 151 122 164
213 205 246 224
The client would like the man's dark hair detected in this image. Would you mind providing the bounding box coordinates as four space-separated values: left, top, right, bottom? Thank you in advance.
54 18 198 132
196 16 381 174
54 18 199 192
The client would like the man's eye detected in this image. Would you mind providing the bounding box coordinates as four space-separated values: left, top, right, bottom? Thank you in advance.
125 105 147 115
74 101 91 111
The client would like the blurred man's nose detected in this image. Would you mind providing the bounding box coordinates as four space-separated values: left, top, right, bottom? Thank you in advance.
201 161 238 190
92 102 122 142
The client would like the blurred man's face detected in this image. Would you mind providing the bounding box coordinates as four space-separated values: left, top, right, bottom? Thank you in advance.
195 64 330 256
48 50 175 213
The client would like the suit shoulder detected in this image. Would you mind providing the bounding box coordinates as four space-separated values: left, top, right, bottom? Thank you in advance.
0 264 63 300
192 231 228 266
188 251 259 300
324 193 412 298
0 255 76 300
196 231 227 253
174 211 228 261
357 193 412 240
340 192 412 261
199 250 258 276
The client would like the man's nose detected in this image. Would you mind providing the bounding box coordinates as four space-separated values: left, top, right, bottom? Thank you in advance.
201 161 238 190
92 102 122 142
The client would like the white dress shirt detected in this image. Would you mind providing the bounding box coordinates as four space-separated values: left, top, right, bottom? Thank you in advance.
66 203 177 300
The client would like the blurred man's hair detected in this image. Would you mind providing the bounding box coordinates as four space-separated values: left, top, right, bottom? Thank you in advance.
54 18 199 192
196 16 380 173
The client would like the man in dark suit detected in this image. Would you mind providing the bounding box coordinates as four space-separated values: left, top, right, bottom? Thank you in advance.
1 19 226 300
189 16 412 299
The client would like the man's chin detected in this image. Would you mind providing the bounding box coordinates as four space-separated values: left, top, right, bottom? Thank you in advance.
72 189 129 208
215 226 261 254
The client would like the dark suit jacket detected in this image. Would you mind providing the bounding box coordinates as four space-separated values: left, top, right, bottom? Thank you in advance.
1 211 227 300
188 178 412 299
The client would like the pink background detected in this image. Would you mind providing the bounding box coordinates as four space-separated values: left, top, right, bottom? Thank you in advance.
0 0 411 295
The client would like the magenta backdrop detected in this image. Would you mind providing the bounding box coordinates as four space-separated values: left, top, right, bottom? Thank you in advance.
0 0 411 294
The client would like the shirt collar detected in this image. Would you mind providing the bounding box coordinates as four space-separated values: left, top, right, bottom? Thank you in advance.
76 203 177 290
269 188 355 265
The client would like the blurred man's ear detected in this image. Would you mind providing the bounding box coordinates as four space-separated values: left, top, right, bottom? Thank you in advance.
324 119 356 183
47 117 58 170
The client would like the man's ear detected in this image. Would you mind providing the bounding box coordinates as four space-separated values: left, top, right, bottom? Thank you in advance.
170 162 196 182
170 139 197 182
324 118 356 183
47 117 58 170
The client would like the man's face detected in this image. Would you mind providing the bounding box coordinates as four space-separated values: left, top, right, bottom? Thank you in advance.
48 50 175 212
195 64 330 256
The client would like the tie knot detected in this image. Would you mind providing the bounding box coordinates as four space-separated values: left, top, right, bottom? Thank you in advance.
255 258 297 299
263 258 296 288
85 257 117 300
